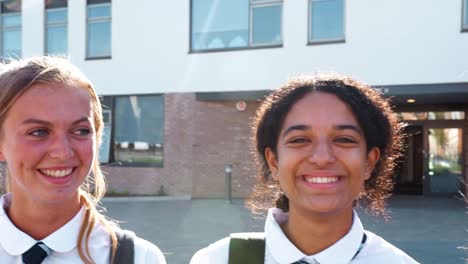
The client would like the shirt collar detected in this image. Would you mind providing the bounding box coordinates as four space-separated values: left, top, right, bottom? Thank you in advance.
265 208 307 263
0 193 85 255
41 205 84 253
311 211 365 264
265 208 365 264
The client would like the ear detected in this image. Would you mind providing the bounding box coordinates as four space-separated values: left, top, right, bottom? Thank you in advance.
265 147 279 180
364 147 380 180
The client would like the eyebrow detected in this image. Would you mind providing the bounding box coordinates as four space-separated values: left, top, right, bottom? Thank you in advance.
335 124 363 135
21 117 91 126
281 124 363 138
282 125 310 138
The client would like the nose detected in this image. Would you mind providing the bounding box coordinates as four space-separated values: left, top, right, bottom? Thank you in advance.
48 134 75 160
308 139 336 167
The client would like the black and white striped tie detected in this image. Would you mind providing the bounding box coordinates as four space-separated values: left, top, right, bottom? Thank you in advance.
22 242 50 264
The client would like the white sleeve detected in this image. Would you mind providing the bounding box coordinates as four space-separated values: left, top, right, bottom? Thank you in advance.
190 237 230 264
133 236 167 264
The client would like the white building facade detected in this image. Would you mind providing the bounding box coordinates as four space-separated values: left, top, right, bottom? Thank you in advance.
2 0 468 197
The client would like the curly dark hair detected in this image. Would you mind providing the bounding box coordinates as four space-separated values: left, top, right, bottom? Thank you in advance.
246 74 405 216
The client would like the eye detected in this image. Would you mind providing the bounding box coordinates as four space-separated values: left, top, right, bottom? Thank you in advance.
28 129 49 137
288 137 310 144
335 137 358 144
73 128 92 136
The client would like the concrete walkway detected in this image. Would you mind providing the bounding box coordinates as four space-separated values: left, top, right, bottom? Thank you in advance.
103 195 467 264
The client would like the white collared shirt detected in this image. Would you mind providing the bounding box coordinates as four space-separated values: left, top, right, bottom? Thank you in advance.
190 208 419 264
0 193 166 264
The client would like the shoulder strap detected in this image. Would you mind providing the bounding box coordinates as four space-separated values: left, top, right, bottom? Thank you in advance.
112 229 135 264
228 232 265 264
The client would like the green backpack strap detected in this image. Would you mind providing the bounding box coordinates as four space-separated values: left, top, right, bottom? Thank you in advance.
228 232 266 264
112 229 135 264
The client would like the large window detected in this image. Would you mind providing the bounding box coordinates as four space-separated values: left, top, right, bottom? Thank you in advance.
86 0 111 59
45 0 67 55
1 0 21 60
112 95 164 166
191 0 282 51
309 0 344 43
428 128 463 193
463 0 468 31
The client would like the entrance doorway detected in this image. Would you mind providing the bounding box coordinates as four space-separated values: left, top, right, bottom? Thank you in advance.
426 127 464 194
393 111 466 196
394 124 464 195
394 125 424 194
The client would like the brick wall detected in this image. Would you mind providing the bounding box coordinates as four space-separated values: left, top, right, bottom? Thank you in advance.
191 99 259 198
104 93 259 198
104 93 196 196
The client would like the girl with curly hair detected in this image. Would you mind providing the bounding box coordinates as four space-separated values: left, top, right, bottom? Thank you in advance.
191 74 419 264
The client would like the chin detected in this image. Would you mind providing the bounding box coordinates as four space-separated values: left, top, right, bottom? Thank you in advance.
42 189 80 203
300 199 348 215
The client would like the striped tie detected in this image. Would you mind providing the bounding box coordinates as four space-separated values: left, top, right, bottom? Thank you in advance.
22 242 50 264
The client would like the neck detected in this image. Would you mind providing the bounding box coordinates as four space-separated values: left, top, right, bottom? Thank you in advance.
282 207 354 255
7 194 81 240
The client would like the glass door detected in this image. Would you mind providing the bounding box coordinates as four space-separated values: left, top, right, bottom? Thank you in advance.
427 128 463 194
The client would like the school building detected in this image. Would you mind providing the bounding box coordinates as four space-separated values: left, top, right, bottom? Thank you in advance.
1 0 467 198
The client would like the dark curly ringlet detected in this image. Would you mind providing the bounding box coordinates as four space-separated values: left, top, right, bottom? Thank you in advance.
246 74 405 217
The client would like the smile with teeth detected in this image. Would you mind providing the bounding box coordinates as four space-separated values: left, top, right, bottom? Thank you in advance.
304 176 340 184
39 168 74 178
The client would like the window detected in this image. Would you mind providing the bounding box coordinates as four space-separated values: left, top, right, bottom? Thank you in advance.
1 0 21 60
309 0 344 43
45 0 67 55
191 0 282 51
398 111 465 121
113 95 164 166
463 0 468 31
86 0 111 58
99 109 112 164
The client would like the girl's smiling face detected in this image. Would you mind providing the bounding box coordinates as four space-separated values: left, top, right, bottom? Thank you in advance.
0 83 96 206
266 91 380 216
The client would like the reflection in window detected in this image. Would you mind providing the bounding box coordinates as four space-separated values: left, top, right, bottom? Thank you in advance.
191 0 282 51
99 109 112 164
398 111 465 121
45 0 67 55
252 4 282 45
1 0 21 60
309 0 344 42
87 0 111 58
113 95 164 166
428 128 463 193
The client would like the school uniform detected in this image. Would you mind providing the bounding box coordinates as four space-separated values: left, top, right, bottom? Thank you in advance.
0 193 166 264
190 208 419 264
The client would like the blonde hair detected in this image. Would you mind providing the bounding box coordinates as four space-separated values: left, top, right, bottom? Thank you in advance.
0 56 117 263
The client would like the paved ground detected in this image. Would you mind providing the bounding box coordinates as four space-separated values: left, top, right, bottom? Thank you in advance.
103 195 467 264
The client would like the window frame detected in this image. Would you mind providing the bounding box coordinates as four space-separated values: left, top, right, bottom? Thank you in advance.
307 0 346 45
249 0 283 47
44 6 68 55
189 0 283 53
462 0 468 32
86 1 111 60
0 6 21 61
107 94 165 168
99 108 112 164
